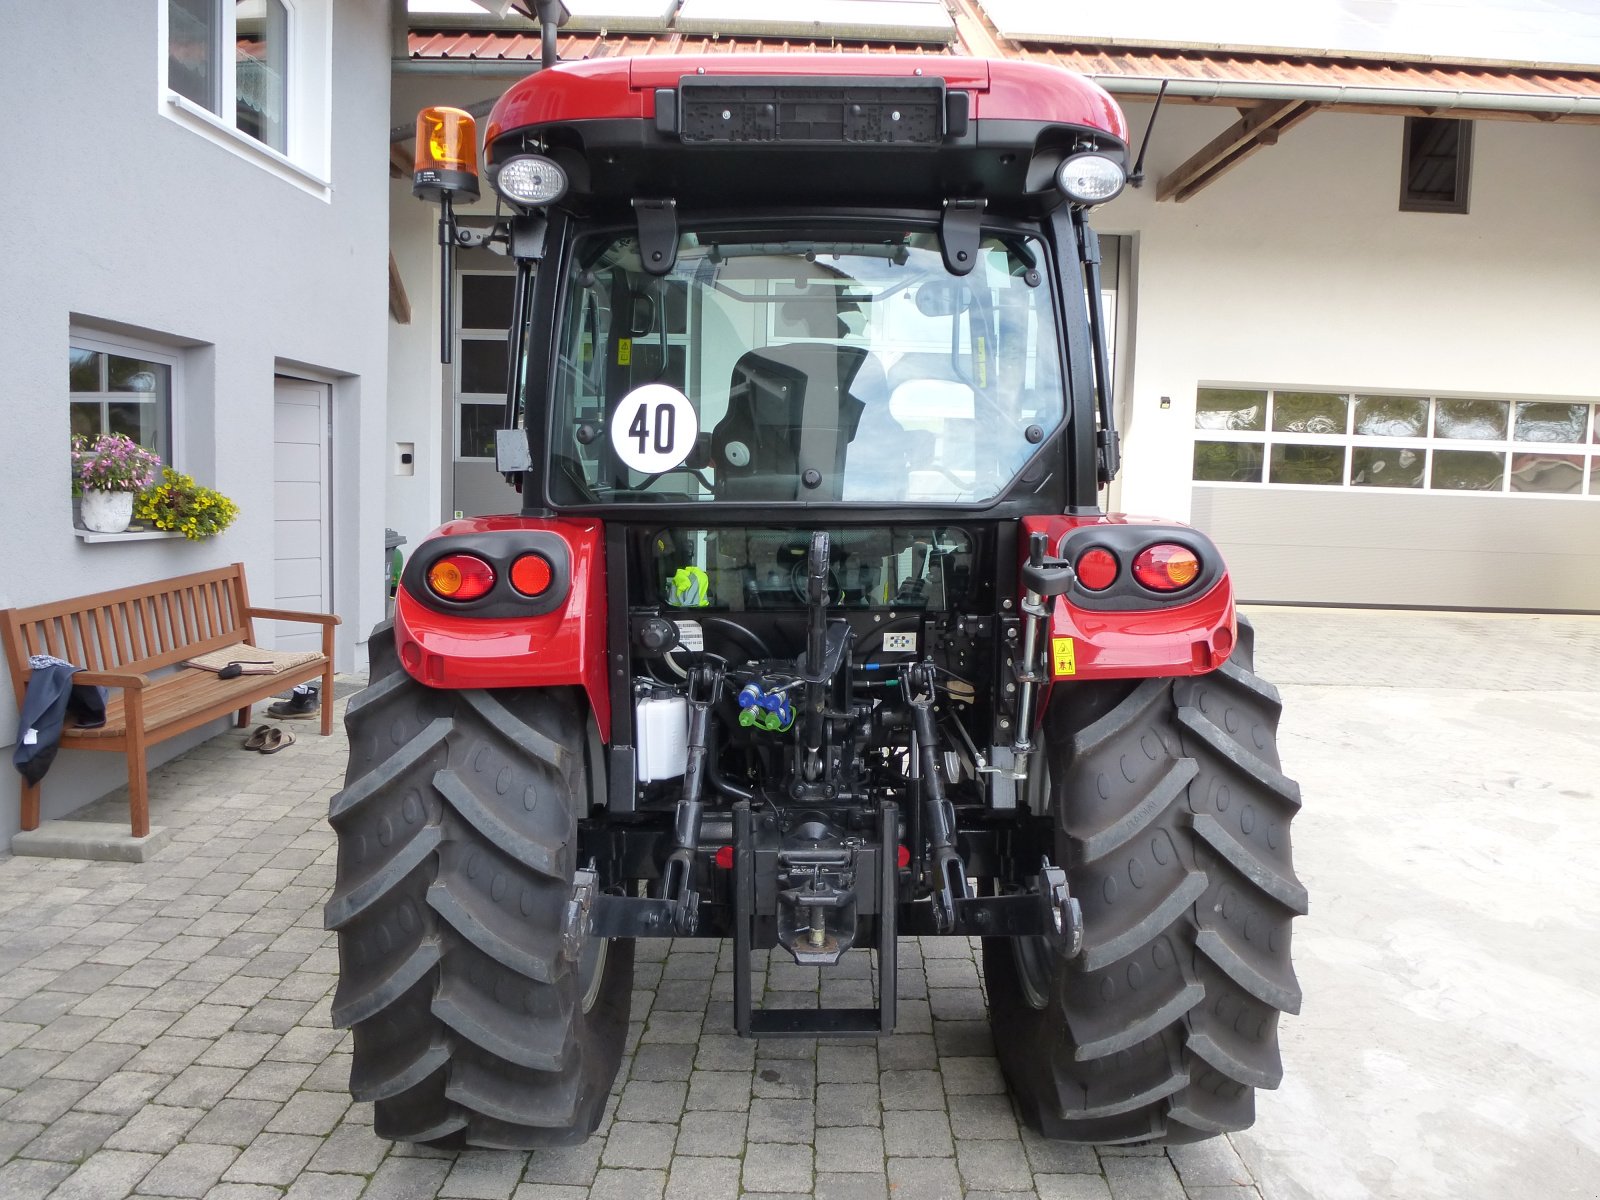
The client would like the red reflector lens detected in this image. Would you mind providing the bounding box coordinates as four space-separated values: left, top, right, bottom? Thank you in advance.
427 554 495 601
897 844 911 869
1075 547 1118 591
713 845 734 870
509 553 553 597
1132 544 1201 592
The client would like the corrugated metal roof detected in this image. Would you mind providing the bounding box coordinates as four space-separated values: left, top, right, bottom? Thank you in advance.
407 30 1600 104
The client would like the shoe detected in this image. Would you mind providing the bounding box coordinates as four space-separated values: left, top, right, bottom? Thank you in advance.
260 728 295 754
267 684 320 720
243 725 273 751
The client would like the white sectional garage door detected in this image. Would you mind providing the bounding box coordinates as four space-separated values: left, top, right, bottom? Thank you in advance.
272 376 332 650
1188 386 1600 611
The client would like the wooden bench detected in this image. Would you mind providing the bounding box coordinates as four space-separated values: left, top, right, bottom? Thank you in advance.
2 563 339 839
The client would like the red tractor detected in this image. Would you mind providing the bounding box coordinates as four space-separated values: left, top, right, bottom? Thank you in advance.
328 14 1304 1151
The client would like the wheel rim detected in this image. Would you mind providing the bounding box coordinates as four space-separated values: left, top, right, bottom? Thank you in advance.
1012 935 1054 1010
578 935 609 1014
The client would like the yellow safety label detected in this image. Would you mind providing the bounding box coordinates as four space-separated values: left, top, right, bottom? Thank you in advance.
975 336 988 388
617 338 632 366
1051 636 1077 677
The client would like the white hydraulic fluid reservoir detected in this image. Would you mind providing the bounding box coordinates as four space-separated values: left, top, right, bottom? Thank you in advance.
635 691 689 782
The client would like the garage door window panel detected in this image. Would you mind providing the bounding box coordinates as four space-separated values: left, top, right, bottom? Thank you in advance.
1434 398 1508 441
1354 395 1428 438
1195 386 1598 498
1194 440 1264 482
1269 443 1345 485
1351 446 1423 488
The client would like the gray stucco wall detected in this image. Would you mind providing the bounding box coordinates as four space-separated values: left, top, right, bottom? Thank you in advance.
0 0 393 842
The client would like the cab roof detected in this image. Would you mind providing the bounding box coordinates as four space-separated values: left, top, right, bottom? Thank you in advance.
485 53 1127 148
482 54 1128 212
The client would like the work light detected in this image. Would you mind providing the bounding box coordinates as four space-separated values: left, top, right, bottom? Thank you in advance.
493 154 569 207
1056 152 1126 205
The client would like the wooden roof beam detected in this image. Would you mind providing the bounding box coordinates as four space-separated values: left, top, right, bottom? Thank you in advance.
1156 99 1319 202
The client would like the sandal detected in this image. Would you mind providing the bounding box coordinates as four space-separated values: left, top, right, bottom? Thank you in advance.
243 725 274 751
260 727 295 755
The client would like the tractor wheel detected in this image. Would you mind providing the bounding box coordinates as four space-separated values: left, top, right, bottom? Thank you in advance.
325 622 632 1149
983 616 1306 1144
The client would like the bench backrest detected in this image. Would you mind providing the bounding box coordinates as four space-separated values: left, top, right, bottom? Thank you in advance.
0 563 256 701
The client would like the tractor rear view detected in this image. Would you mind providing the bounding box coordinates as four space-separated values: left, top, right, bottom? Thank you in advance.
328 19 1305 1150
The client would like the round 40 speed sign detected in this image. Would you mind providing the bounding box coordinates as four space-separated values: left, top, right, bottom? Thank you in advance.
610 384 698 475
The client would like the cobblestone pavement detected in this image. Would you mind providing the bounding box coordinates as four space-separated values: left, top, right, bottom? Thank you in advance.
2 608 1596 1200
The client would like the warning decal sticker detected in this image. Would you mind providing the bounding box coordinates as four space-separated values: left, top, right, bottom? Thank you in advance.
1051 636 1077 677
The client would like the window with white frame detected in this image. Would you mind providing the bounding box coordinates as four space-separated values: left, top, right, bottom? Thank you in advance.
456 272 518 460
1193 386 1600 497
163 0 331 188
69 335 179 467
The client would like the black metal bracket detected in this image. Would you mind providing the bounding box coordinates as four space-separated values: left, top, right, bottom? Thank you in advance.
733 801 897 1037
589 893 682 938
1072 206 1121 484
940 198 986 276
898 861 1082 953
633 198 679 276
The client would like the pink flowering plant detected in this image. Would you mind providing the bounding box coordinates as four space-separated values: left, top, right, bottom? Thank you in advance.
70 433 163 495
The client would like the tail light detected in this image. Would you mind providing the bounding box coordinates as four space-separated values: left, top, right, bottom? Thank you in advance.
1074 547 1118 591
1132 544 1201 592
509 553 553 597
427 554 495 601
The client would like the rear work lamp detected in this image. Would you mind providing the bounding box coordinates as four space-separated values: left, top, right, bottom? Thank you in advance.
414 106 481 203
1056 152 1126 206
493 154 569 208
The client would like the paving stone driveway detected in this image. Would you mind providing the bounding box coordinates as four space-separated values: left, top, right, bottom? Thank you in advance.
20 606 1573 1199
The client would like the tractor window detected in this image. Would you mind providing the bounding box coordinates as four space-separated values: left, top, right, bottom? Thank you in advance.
546 228 1064 506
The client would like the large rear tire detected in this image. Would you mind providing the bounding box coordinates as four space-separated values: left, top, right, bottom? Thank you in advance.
325 623 632 1148
984 617 1306 1144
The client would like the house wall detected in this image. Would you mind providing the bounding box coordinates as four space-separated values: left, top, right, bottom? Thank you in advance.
0 0 393 842
1101 101 1600 606
386 71 525 554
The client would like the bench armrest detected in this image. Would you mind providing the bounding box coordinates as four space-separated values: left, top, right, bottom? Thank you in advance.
72 670 149 691
245 607 342 626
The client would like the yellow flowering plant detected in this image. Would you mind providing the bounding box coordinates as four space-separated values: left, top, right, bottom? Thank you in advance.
134 469 240 540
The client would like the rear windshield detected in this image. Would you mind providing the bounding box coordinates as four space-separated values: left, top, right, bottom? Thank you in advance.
545 227 1065 506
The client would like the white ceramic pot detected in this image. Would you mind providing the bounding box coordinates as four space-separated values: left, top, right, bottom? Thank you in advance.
80 489 135 534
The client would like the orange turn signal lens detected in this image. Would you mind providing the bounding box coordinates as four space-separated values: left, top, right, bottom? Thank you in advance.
427 554 495 601
1132 544 1201 592
509 553 553 597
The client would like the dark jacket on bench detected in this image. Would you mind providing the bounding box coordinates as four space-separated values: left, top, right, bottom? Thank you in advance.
12 655 107 784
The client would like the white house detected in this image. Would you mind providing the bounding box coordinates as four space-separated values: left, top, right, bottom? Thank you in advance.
0 0 395 842
389 0 1600 611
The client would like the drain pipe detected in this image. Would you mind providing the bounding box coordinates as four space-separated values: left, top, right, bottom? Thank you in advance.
1093 76 1600 120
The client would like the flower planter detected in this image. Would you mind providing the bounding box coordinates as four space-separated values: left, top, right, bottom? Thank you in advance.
80 490 136 534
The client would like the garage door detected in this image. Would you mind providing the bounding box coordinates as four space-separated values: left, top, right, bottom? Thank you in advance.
1188 386 1600 611
272 376 331 650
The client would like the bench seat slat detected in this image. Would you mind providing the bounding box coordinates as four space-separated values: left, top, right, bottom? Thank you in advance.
66 656 330 742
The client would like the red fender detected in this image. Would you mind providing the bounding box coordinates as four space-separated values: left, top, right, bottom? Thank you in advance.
1020 514 1238 682
392 516 612 739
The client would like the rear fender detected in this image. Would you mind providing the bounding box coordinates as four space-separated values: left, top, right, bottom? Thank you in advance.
1020 514 1237 682
392 515 611 738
